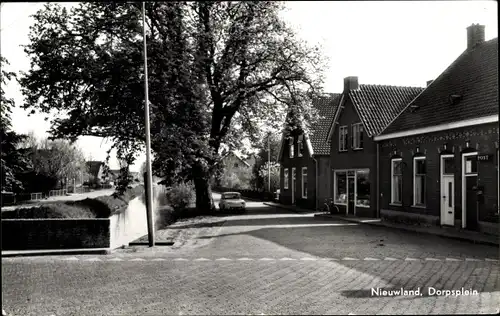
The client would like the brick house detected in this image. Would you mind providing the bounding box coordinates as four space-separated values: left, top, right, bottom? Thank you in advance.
374 24 499 235
326 77 424 217
218 151 254 189
279 93 341 209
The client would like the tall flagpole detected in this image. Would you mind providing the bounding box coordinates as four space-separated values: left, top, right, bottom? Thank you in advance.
142 1 155 247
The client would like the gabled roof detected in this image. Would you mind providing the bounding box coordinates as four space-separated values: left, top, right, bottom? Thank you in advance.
221 151 251 167
278 93 342 159
349 85 425 137
308 93 342 155
86 161 103 177
380 37 498 136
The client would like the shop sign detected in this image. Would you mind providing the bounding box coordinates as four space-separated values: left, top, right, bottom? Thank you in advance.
477 154 493 162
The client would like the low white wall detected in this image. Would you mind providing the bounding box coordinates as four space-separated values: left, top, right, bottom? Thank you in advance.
109 185 164 249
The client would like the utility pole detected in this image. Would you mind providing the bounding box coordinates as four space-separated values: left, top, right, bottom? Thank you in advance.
142 1 155 247
268 132 271 193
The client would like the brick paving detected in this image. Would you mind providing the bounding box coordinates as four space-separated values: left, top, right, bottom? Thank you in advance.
2 197 499 315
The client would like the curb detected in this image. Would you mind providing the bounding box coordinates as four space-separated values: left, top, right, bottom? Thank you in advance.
2 248 112 258
314 214 499 247
128 241 175 246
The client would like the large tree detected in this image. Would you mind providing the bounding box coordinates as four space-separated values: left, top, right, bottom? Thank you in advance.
1 57 31 193
20 2 325 211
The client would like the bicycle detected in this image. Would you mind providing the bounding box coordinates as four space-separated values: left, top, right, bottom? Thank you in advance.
322 198 340 215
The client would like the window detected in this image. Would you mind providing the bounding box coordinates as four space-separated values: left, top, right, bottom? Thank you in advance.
289 138 294 158
298 135 304 157
301 167 307 198
356 170 370 207
352 123 364 149
413 157 426 206
464 155 477 174
334 171 347 204
339 126 348 151
284 168 289 189
391 159 403 204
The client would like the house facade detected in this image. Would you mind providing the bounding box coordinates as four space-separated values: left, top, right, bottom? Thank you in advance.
326 77 424 217
374 24 499 235
218 151 254 189
279 94 341 210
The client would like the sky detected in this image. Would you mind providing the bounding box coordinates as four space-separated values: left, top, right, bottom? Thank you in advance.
1 1 498 171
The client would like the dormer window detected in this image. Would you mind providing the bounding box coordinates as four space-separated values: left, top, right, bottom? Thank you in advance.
288 137 294 158
449 94 463 105
298 135 304 157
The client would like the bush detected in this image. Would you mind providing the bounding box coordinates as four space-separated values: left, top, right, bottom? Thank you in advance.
166 182 195 212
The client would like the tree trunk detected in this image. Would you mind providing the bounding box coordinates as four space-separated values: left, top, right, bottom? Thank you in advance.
192 161 215 213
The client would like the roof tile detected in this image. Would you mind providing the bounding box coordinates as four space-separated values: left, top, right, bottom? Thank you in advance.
382 38 498 135
308 93 342 155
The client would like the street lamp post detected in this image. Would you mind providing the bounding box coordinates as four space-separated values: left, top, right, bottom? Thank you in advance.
142 1 155 247
268 132 271 193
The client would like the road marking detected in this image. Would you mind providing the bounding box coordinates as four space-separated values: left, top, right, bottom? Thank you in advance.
485 258 498 262
173 258 189 261
342 257 359 261
237 258 253 261
194 258 211 261
108 258 123 261
384 257 399 261
321 258 338 261
84 258 101 262
151 258 166 261
300 257 317 261
445 258 462 262
364 257 380 261
280 258 296 261
63 257 79 261
405 258 419 261
425 258 441 261
129 258 145 261
465 258 481 261
215 258 232 261
260 258 275 261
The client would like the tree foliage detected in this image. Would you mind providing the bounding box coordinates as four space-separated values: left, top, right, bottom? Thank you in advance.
20 2 325 209
1 57 31 193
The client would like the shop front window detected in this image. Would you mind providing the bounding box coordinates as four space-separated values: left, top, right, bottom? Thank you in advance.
335 171 347 204
356 170 370 207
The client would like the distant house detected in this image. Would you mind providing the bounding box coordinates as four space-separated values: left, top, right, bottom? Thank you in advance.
326 77 423 217
85 161 106 185
218 151 255 189
374 24 498 234
279 93 342 210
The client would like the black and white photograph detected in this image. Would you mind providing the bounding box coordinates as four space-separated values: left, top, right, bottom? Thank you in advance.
1 1 498 315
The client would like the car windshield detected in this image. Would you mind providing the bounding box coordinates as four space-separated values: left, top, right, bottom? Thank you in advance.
223 193 241 200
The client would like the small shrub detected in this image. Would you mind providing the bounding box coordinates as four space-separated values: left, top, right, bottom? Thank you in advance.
166 182 195 212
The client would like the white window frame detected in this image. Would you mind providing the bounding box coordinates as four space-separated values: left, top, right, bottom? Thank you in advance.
354 169 370 208
289 138 294 158
284 168 289 189
352 123 364 150
339 126 348 152
298 135 304 157
413 156 426 207
334 170 347 205
301 167 307 198
391 158 403 205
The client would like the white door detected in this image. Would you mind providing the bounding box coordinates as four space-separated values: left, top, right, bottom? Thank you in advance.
441 176 455 226
291 168 296 203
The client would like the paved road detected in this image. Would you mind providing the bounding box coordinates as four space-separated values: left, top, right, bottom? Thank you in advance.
2 193 499 315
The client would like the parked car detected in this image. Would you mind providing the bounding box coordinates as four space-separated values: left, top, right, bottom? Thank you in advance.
219 192 246 212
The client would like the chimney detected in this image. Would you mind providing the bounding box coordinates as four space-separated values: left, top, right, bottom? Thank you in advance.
426 80 433 87
466 24 485 50
344 76 359 92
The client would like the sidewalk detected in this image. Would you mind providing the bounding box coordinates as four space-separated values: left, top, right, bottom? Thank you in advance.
263 201 319 214
2 248 111 258
266 202 499 247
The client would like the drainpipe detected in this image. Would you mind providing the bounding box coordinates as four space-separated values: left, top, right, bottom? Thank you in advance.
312 155 318 211
376 141 380 218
